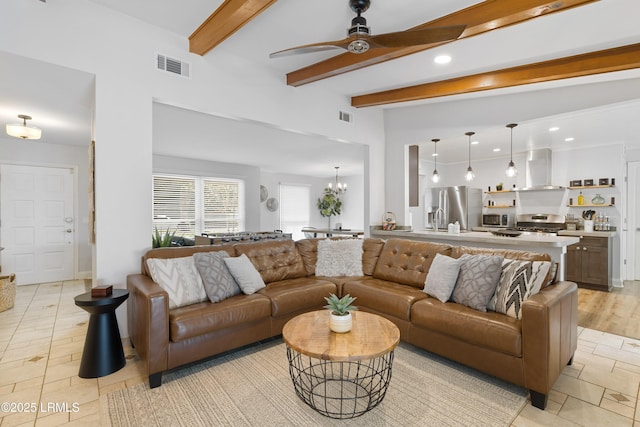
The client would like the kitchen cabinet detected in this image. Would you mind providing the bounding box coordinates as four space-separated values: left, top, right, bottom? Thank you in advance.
566 235 612 291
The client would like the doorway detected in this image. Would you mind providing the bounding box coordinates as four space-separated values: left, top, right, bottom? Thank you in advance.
1 164 76 285
629 161 640 281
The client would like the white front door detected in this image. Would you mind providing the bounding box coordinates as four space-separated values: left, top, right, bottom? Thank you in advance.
1 165 75 285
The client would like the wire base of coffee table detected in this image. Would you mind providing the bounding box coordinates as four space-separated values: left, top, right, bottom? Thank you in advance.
286 346 395 419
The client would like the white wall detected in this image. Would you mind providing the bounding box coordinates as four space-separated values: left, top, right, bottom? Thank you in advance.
0 139 92 277
0 0 387 336
259 172 365 235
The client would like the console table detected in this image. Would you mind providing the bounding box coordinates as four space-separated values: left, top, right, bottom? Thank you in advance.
74 289 129 378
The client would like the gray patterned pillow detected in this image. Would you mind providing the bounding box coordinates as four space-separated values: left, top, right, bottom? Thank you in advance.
489 259 551 319
193 251 241 303
452 254 503 312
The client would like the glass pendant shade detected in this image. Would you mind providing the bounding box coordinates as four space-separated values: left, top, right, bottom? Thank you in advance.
431 138 440 183
6 115 41 139
505 124 518 177
464 131 475 182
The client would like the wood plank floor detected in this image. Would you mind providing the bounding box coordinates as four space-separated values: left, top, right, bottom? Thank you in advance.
578 280 640 340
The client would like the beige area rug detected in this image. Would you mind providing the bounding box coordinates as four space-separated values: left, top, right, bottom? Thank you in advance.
105 340 528 426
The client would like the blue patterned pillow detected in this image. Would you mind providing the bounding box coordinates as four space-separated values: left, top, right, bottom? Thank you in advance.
451 254 503 312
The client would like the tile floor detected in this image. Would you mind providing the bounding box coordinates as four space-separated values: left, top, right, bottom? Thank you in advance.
0 280 639 426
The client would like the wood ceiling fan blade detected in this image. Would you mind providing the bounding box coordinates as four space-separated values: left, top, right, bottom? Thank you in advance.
269 39 350 58
370 25 466 48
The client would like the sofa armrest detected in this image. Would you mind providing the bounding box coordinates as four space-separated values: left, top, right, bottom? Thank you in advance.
521 281 578 397
127 274 170 378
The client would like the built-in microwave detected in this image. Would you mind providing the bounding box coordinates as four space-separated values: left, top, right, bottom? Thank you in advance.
482 214 510 227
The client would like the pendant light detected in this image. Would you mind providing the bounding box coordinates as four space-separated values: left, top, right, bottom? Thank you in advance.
505 123 518 177
6 114 42 140
327 166 347 195
431 138 440 183
464 131 475 182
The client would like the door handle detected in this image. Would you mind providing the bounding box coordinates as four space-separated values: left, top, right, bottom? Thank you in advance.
66 229 73 233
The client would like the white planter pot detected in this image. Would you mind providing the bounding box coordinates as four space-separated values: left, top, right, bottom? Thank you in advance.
329 312 352 333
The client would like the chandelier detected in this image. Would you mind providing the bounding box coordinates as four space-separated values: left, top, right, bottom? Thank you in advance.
327 166 347 195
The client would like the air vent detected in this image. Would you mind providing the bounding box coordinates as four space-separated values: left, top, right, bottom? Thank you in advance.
156 54 190 78
338 110 353 123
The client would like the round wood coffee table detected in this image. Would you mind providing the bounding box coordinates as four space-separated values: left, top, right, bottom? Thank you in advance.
282 310 400 419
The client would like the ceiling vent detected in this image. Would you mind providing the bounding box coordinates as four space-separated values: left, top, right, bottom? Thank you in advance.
156 54 190 78
338 110 353 123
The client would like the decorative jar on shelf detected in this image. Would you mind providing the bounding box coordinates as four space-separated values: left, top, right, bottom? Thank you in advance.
591 194 605 205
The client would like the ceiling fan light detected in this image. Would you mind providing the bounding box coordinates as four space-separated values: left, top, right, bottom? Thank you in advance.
348 39 370 53
6 115 42 140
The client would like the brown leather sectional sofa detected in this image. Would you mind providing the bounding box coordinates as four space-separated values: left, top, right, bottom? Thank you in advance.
127 237 577 410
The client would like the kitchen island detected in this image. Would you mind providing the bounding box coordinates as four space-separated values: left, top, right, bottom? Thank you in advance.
370 228 579 281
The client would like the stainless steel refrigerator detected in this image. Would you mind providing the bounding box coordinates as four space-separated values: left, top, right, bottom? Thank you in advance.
424 186 482 231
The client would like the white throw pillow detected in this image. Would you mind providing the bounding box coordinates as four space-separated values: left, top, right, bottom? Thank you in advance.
423 253 462 303
223 254 266 295
146 256 208 309
315 239 364 277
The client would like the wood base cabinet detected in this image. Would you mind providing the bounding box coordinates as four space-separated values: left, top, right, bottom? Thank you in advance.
566 236 612 291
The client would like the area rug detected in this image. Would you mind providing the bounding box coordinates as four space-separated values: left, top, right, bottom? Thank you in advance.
104 340 528 426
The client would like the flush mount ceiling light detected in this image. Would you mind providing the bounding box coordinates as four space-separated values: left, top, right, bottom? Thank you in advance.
549 126 559 132
505 123 518 178
431 138 440 183
464 131 475 182
565 137 575 142
6 114 42 139
434 54 452 64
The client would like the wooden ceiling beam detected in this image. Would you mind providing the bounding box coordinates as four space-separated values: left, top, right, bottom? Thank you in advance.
190 0 278 56
351 43 640 108
286 0 599 87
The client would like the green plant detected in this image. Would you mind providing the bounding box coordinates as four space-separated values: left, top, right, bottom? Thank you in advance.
316 190 342 228
152 227 177 248
323 293 357 316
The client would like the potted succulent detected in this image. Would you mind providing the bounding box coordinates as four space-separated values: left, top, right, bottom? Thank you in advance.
152 227 177 248
496 182 504 191
324 293 357 333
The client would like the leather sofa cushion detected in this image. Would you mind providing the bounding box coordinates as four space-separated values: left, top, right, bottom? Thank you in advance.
258 277 337 317
142 244 236 276
169 294 271 342
373 239 453 288
235 240 307 284
411 298 522 357
296 238 385 276
343 278 428 321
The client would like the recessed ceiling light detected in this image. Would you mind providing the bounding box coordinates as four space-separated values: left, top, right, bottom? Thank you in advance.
493 148 501 152
549 127 559 132
434 55 451 64
432 153 439 157
565 137 575 142
471 140 479 145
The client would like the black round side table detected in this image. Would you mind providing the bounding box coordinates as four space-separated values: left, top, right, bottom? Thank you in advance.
74 289 129 378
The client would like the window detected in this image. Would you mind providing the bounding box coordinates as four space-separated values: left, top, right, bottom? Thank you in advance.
152 174 244 236
279 183 310 241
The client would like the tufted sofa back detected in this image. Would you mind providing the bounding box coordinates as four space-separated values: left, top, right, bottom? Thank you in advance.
295 238 385 276
234 239 307 284
373 238 453 289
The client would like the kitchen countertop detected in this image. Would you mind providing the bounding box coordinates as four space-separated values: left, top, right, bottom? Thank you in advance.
370 229 579 248
557 230 616 238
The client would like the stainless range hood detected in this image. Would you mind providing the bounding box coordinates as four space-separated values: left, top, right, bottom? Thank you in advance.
517 149 564 191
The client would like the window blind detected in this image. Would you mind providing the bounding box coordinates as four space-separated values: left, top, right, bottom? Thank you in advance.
279 183 310 241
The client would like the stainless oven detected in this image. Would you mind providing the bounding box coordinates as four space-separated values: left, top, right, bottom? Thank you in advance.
482 214 510 227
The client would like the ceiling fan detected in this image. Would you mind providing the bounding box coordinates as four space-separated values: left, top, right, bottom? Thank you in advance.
270 0 466 59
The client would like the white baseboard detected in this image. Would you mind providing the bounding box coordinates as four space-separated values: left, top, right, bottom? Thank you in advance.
77 271 92 280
